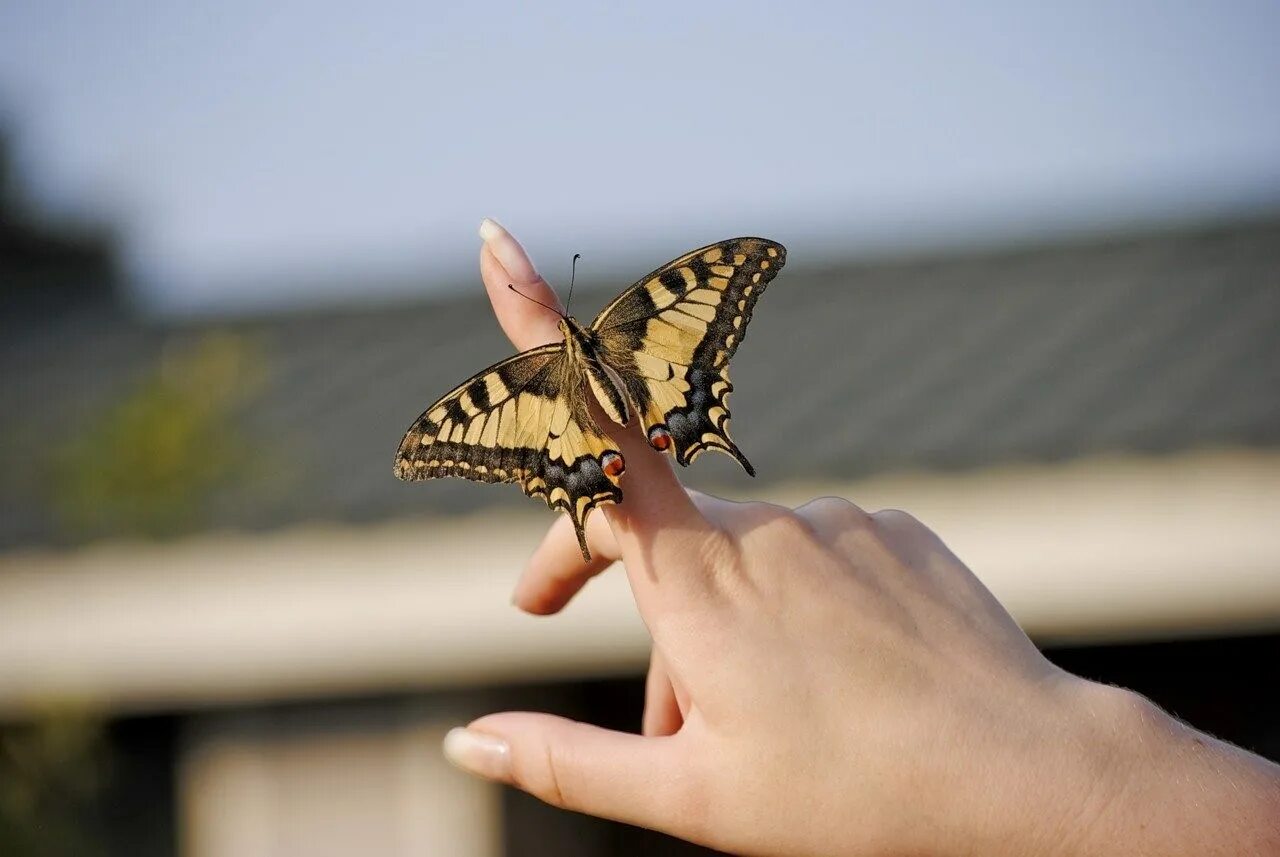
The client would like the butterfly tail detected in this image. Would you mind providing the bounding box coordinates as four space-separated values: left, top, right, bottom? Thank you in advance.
674 432 755 477
573 515 593 562
722 439 756 478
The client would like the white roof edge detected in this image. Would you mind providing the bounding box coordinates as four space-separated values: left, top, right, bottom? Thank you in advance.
1 450 1278 716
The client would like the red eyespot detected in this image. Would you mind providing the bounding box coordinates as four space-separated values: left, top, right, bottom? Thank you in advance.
648 425 673 452
601 452 625 478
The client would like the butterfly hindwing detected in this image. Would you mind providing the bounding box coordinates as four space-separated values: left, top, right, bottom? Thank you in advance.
394 344 622 558
591 237 786 473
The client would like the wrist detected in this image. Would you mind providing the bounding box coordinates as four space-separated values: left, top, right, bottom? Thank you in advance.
1050 678 1280 856
922 672 1136 857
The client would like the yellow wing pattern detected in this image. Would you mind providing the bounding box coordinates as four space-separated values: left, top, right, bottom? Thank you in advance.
394 345 622 558
394 236 786 558
592 237 786 473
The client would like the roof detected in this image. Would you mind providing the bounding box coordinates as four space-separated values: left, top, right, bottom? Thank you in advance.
3 218 1279 550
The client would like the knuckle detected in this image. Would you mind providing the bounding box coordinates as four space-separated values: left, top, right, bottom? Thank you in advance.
806 495 870 525
750 503 813 539
689 522 762 609
696 524 742 571
510 734 573 809
540 741 572 809
871 507 920 531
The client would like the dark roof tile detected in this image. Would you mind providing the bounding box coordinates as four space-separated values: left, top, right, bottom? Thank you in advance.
3 219 1278 549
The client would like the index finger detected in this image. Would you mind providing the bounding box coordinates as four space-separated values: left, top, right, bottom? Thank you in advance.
479 219 563 348
476 219 708 582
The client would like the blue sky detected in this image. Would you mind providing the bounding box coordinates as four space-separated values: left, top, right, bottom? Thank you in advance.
2 1 1278 313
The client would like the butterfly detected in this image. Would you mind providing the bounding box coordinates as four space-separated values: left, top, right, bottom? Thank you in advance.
394 237 787 560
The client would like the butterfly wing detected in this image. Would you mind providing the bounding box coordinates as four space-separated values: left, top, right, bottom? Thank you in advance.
590 237 785 474
394 344 622 559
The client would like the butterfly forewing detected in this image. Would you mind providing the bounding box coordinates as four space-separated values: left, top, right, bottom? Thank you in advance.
394 344 622 558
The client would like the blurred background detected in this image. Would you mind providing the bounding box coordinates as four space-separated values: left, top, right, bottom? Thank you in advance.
1 2 1278 855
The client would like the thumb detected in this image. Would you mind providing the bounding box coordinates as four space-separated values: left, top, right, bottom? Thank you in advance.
444 712 697 832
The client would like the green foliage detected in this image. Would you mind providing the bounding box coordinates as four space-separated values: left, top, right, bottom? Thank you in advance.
50 333 260 540
0 709 110 857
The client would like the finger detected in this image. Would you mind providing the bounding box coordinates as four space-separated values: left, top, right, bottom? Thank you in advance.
512 490 745 617
514 510 619 615
479 218 562 350
643 648 684 737
478 220 708 587
445 713 695 835
515 488 742 615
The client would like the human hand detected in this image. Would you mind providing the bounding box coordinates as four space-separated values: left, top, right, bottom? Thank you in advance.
444 220 1280 857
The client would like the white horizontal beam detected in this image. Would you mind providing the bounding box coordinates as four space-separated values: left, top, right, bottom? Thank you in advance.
1 451 1277 716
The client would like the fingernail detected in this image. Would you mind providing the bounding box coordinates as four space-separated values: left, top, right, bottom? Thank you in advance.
478 217 539 284
442 727 512 780
478 217 504 243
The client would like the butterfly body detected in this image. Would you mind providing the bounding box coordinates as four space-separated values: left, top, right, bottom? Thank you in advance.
395 237 786 559
559 316 631 429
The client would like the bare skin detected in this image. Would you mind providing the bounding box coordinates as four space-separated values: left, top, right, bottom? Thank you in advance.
443 219 1280 856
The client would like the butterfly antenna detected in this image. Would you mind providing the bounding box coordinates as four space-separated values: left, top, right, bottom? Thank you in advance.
507 283 566 317
566 253 581 315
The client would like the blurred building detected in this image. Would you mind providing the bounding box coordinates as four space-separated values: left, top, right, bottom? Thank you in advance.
2 147 1279 856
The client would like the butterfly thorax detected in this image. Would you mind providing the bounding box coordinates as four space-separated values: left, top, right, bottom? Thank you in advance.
559 316 631 427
